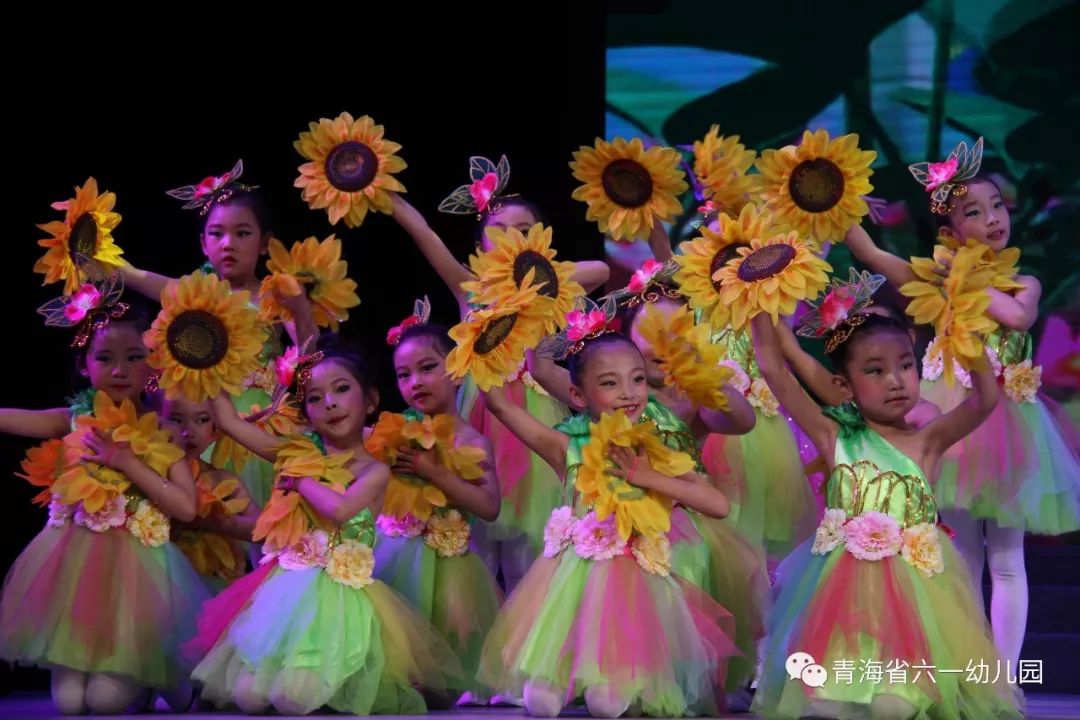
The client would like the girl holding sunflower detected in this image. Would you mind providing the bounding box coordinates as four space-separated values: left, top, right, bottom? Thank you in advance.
747 272 1021 720
0 278 207 715
389 155 608 593
476 310 739 718
842 137 1080 675
117 161 321 510
369 306 503 702
188 340 462 715
160 394 259 595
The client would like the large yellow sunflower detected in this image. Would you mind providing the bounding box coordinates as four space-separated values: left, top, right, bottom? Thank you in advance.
34 178 124 293
570 137 688 242
144 271 269 402
901 244 998 385
576 410 696 541
753 129 876 250
461 222 582 333
674 204 777 332
715 231 832 329
635 304 733 411
53 393 183 512
259 235 360 331
294 112 406 228
692 125 756 216
446 283 548 391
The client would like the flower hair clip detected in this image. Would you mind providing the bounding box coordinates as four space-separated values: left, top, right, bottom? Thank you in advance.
166 159 258 215
37 271 130 348
386 296 432 346
908 137 984 215
603 258 683 309
437 155 517 219
535 296 620 361
796 268 886 354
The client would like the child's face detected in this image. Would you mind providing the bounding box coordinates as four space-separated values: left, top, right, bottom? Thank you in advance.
834 330 920 424
394 338 456 416
946 180 1010 251
201 203 266 283
480 204 537 251
82 323 150 405
570 342 650 421
628 298 680 388
303 359 372 442
162 396 217 458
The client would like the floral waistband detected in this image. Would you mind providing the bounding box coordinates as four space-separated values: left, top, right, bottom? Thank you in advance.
376 509 471 559
719 360 779 417
48 493 170 548
542 506 672 577
922 339 1041 403
260 529 375 589
811 508 945 577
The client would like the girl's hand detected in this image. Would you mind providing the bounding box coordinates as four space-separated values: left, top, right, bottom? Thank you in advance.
393 447 440 481
276 475 301 494
81 428 136 472
608 444 654 488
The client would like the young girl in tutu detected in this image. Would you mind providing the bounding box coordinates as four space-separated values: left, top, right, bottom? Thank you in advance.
845 137 1080 669
0 278 206 714
749 272 1021 720
389 156 607 592
118 161 318 508
188 342 461 714
369 302 503 699
162 395 259 594
478 313 740 718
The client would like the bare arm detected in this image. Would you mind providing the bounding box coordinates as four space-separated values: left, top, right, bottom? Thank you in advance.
646 222 673 262
282 297 320 349
526 350 576 408
986 276 1040 331
191 469 259 541
210 394 285 463
751 314 837 461
117 263 172 302
83 428 198 521
610 445 729 518
777 322 847 405
297 461 390 524
396 434 500 521
572 261 611 293
697 388 756 435
483 383 569 476
845 223 916 288
390 193 473 305
920 352 999 459
0 408 71 439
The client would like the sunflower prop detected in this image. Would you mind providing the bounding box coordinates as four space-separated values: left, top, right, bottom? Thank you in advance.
901 244 998 385
674 204 778 333
714 231 832 330
144 271 268 402
34 178 124 294
366 412 485 522
461 222 582 333
690 125 756 216
294 112 406 228
635 303 733 411
53 393 184 513
446 281 548 391
253 435 353 551
259 235 360 331
577 410 697 541
754 129 876 250
570 137 687 242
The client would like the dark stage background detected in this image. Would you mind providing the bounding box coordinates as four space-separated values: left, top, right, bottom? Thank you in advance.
1 3 606 690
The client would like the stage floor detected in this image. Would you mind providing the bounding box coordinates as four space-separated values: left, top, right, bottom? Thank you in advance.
1 694 1078 719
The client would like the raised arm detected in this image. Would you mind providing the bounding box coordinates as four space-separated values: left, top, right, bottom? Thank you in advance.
845 223 916 288
526 350 575 408
483 383 569 476
920 352 999 460
210 394 285 463
117 263 172 302
697 388 756 435
0 407 72 439
572 261 611 293
390 193 473 307
751 313 837 461
776 322 847 406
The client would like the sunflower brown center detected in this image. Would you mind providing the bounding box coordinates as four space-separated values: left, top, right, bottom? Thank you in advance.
789 158 845 213
69 213 99 262
737 244 796 282
513 250 559 298
709 243 750 291
325 141 379 193
601 159 654 208
167 310 229 369
473 313 518 355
